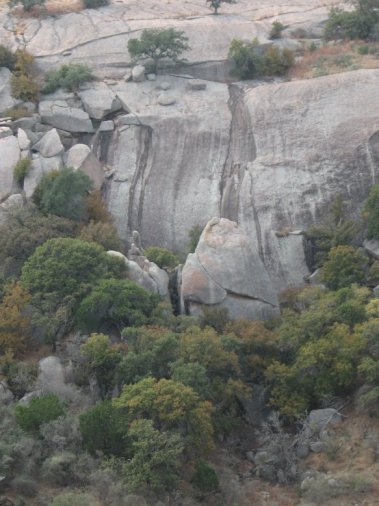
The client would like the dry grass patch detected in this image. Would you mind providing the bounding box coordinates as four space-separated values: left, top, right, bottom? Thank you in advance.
10 0 83 17
289 41 379 80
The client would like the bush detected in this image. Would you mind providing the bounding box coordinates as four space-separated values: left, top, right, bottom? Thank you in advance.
13 158 31 184
269 21 286 39
51 493 93 506
324 3 379 41
41 452 76 486
8 0 45 11
79 220 122 251
188 224 203 253
3 106 32 120
11 476 37 497
43 63 94 94
144 246 179 269
15 394 65 434
229 38 294 79
321 245 367 290
40 415 81 452
0 45 16 70
34 167 93 221
192 460 219 492
10 50 39 102
83 0 109 8
364 184 379 239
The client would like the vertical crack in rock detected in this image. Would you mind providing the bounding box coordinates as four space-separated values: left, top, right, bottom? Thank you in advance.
220 84 257 222
248 172 265 263
127 125 153 236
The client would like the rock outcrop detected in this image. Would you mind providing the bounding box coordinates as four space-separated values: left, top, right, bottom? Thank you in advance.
181 218 279 319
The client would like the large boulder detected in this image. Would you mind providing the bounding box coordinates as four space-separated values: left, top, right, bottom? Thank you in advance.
65 144 103 188
39 100 94 133
0 193 23 225
308 408 342 431
32 128 64 157
181 218 280 320
78 82 123 120
0 68 17 114
0 135 20 200
37 356 78 402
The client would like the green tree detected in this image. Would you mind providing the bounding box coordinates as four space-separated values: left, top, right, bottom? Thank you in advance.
43 64 94 94
206 0 235 14
321 245 367 290
0 204 76 276
364 184 379 239
229 38 294 79
324 1 379 40
144 246 179 269
113 377 214 451
79 401 126 456
76 279 159 333
15 394 65 434
21 238 124 301
81 333 124 397
128 28 190 73
123 419 183 491
34 168 93 221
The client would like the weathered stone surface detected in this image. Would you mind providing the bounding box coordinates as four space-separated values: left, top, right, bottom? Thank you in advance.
65 144 103 189
99 120 114 132
181 218 279 319
78 82 123 120
308 408 342 431
364 239 379 260
17 128 30 150
37 356 78 401
0 193 24 225
0 68 17 114
0 126 12 139
33 128 63 157
186 79 207 91
39 100 94 133
0 135 20 200
24 154 63 198
158 93 176 106
132 65 146 82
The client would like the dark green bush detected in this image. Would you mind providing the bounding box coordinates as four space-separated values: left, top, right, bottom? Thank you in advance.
0 45 16 70
13 158 31 184
269 21 286 39
364 184 379 239
188 224 203 253
192 459 219 493
83 0 109 8
43 63 94 94
324 2 379 41
15 394 65 434
34 167 93 221
8 0 45 12
229 38 294 79
321 245 367 290
144 246 179 269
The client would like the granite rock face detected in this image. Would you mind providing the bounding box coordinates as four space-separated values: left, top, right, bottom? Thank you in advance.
0 135 20 200
103 70 379 299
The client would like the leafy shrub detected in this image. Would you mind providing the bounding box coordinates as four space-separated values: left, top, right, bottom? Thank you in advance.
8 0 45 11
229 38 294 79
79 401 126 456
0 45 16 70
83 0 109 8
10 50 39 102
188 224 203 252
41 452 76 486
34 168 93 221
324 1 379 41
77 278 159 332
86 189 113 223
51 493 93 506
3 106 32 120
144 246 179 269
269 21 286 39
11 476 37 497
43 63 94 94
321 245 367 290
364 184 379 238
79 220 122 251
40 415 81 452
13 158 31 184
15 394 65 434
192 459 219 492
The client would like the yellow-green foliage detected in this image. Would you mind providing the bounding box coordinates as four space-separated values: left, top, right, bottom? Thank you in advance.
13 157 31 184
